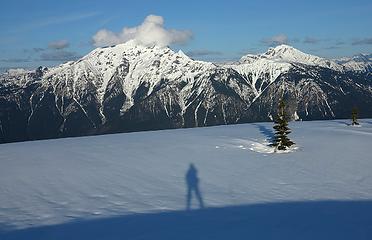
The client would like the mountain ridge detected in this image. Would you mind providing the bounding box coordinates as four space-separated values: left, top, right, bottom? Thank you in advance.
0 42 371 143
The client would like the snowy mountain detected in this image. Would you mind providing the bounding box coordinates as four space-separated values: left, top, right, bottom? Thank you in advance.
0 42 371 143
1 119 372 239
239 44 343 71
335 53 372 72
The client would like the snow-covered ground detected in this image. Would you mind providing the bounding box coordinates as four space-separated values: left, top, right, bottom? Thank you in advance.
1 119 372 239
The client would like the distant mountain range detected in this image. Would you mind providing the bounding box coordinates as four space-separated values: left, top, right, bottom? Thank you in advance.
1 41 371 143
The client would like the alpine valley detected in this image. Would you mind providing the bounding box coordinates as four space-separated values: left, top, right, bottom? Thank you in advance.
1 41 371 143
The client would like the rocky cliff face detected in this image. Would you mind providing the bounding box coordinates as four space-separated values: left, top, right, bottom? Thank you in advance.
1 42 371 143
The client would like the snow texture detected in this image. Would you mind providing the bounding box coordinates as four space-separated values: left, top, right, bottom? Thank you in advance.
0 119 372 239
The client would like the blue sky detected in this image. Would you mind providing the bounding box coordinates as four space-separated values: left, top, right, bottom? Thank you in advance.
0 0 371 70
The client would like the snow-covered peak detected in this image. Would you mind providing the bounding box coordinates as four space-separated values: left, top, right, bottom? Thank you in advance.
44 39 215 107
264 44 300 58
0 66 47 87
240 45 343 71
238 45 305 64
177 49 191 60
335 54 372 72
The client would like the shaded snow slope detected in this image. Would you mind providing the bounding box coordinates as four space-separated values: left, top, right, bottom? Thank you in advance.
2 201 372 240
0 119 372 239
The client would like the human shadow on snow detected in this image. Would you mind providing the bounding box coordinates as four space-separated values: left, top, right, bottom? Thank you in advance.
186 163 204 210
1 200 372 240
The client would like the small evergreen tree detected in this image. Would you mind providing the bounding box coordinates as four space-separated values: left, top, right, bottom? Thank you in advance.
271 99 295 150
351 107 359 126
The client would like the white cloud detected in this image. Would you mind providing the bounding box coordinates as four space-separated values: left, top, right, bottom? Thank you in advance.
262 34 289 46
92 15 192 47
303 37 320 44
48 40 69 49
186 50 223 57
352 37 372 45
40 50 80 61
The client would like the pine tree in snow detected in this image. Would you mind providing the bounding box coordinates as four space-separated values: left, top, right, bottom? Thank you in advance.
271 99 295 150
351 107 359 126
